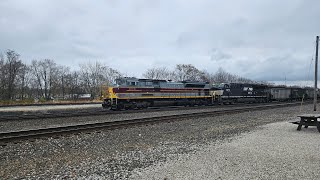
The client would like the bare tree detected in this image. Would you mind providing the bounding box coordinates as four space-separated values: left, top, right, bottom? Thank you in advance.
30 60 43 98
174 64 206 81
212 67 255 84
143 65 214 82
105 67 122 85
0 50 126 102
54 65 70 99
0 54 5 99
66 71 82 99
31 59 59 100
16 64 32 100
143 67 171 80
80 62 105 98
1 50 24 100
201 70 215 83
213 67 228 83
1 48 269 104
79 61 123 98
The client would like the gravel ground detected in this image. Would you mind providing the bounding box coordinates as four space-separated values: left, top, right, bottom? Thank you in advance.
0 104 318 179
0 104 264 133
130 122 320 180
0 104 101 112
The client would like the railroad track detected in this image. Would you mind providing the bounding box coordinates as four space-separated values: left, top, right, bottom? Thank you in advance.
0 102 305 144
0 101 310 121
0 102 102 108
0 105 202 121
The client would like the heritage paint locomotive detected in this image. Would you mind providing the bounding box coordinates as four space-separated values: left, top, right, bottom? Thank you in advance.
102 77 223 110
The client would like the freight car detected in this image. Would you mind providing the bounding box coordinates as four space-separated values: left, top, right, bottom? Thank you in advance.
305 87 316 99
102 77 221 110
269 87 291 101
269 86 316 101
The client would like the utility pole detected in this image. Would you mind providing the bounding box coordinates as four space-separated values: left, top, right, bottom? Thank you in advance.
314 36 319 111
284 73 286 86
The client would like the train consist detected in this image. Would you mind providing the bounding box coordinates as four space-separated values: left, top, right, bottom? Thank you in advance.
102 77 318 110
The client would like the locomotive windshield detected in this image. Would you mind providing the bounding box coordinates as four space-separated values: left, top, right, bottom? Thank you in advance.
212 83 228 89
115 79 125 86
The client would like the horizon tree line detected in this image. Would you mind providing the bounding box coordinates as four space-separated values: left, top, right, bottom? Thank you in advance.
0 49 267 102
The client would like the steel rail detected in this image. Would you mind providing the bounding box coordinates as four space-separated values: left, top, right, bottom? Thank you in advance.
0 102 102 108
0 101 310 121
0 102 303 143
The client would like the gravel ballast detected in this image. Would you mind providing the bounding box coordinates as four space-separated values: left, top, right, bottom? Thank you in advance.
0 104 269 133
0 104 101 112
0 104 319 179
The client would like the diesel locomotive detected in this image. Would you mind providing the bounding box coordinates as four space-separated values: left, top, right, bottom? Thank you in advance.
213 83 270 104
102 77 222 110
102 77 317 110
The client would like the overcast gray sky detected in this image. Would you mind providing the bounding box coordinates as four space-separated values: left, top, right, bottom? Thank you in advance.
0 0 319 81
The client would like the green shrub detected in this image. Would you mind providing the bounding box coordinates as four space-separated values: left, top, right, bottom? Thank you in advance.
39 97 47 103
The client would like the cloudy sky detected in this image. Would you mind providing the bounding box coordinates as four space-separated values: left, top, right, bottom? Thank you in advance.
0 0 319 82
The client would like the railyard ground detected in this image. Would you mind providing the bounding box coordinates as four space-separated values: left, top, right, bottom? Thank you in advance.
0 103 101 112
1 103 320 179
